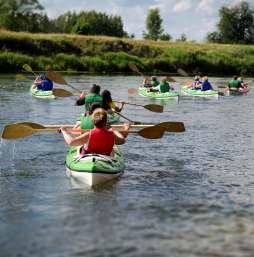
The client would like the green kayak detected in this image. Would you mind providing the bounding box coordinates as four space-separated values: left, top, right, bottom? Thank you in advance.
30 85 55 99
181 86 219 98
107 112 120 124
65 145 124 187
138 87 179 99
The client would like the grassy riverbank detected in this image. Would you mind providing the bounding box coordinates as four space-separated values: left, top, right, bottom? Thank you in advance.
0 30 254 75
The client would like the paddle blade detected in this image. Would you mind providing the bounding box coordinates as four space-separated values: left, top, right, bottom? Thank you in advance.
52 88 73 97
128 88 138 94
16 74 27 81
137 126 164 139
18 122 46 129
128 63 139 73
22 64 33 73
177 68 189 77
2 124 35 140
46 70 68 85
144 104 163 113
166 76 176 83
156 122 185 132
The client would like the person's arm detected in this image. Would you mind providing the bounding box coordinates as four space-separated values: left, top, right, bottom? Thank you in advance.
112 123 130 145
60 127 89 146
111 101 125 112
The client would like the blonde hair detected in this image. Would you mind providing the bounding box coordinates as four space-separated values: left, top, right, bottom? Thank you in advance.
92 108 107 128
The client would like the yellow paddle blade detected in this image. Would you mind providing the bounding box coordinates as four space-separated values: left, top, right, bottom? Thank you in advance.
46 70 68 85
16 74 27 81
22 64 33 73
52 88 73 97
2 124 35 140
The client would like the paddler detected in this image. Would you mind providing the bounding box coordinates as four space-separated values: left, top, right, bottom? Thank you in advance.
75 84 103 113
74 103 101 130
101 90 124 113
200 76 213 91
150 76 160 87
228 76 241 91
32 73 53 91
60 108 130 156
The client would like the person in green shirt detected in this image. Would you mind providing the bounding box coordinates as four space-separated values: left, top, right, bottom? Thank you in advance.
228 76 241 91
75 84 103 113
75 103 101 130
150 76 160 87
158 77 171 93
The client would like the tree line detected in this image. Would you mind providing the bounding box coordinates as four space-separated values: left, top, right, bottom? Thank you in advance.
0 0 254 44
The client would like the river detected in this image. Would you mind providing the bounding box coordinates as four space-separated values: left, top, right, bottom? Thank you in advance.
0 75 254 257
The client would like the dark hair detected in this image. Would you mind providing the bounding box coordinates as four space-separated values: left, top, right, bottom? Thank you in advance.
88 103 101 115
101 90 112 110
233 75 238 80
90 84 101 94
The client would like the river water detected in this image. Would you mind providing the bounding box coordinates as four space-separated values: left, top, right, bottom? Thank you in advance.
0 75 254 257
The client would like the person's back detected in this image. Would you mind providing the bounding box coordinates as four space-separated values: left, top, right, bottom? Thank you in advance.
86 127 114 156
79 103 101 130
34 73 53 91
151 76 160 87
228 76 241 90
84 84 103 112
159 78 170 93
201 76 213 91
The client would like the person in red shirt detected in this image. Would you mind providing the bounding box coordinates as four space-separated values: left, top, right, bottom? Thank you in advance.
60 108 130 156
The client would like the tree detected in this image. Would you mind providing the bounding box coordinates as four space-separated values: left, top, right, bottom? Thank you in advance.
207 1 254 44
0 0 49 32
143 8 163 40
206 31 223 43
159 33 172 41
176 33 187 42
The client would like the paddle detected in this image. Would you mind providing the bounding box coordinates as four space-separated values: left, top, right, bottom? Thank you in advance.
22 64 37 76
52 88 74 97
128 63 176 83
2 121 185 140
2 123 163 140
45 70 82 94
16 73 28 81
113 100 163 113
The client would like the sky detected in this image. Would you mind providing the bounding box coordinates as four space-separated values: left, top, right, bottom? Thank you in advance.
40 0 252 41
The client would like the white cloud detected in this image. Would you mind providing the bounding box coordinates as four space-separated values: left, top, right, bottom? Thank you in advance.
172 0 192 13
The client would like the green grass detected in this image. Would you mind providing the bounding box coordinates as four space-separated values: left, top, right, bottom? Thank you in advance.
0 30 254 75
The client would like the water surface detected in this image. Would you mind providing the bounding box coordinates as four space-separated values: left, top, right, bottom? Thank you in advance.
1 75 254 257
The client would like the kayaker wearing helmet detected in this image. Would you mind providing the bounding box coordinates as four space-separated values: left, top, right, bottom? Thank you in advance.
60 108 130 156
32 73 53 91
76 84 103 113
201 76 213 91
101 90 124 113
